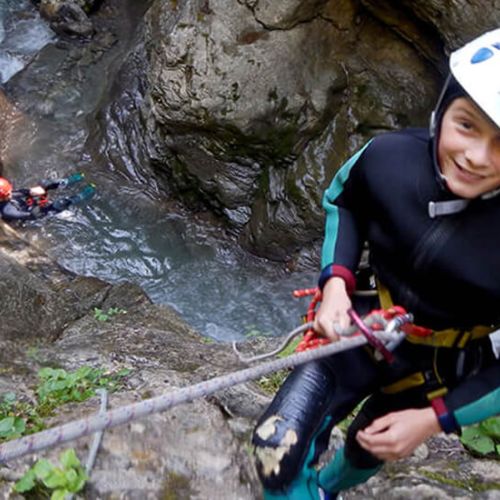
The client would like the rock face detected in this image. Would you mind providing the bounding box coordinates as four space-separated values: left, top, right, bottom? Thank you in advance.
121 0 499 263
0 221 266 498
138 0 439 262
0 91 25 173
0 222 110 340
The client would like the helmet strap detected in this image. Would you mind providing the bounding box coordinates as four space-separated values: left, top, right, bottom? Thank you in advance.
429 73 453 137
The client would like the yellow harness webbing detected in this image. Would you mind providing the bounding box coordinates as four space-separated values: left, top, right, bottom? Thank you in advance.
377 281 494 396
377 281 494 348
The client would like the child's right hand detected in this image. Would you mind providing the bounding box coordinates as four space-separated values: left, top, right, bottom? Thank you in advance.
313 277 352 342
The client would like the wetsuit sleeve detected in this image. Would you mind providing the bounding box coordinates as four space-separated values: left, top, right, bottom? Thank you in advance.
0 202 33 221
1 191 35 221
320 140 373 292
1 199 34 221
444 360 500 427
14 189 30 196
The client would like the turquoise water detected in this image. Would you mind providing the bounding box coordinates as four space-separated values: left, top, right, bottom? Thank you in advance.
42 193 317 341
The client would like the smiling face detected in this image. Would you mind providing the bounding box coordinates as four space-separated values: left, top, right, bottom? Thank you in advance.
438 97 500 199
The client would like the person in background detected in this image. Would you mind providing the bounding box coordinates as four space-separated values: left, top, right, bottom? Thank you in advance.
0 173 95 222
252 28 500 500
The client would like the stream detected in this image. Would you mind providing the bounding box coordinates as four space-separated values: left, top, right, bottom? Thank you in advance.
0 0 318 342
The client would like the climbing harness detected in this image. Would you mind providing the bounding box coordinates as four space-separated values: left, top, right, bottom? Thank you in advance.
25 194 49 209
377 281 496 348
0 308 413 463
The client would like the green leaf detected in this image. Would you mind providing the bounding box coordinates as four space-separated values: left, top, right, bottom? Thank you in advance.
51 489 70 500
479 417 500 440
60 448 80 469
3 392 16 404
12 416 26 435
13 469 37 492
69 473 87 493
0 416 25 439
0 416 15 435
461 426 496 455
33 458 55 480
43 468 68 489
39 367 67 380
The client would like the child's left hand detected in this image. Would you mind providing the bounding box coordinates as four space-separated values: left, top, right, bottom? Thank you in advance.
356 408 441 461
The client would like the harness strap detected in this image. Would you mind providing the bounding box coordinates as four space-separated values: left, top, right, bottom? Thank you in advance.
381 370 449 398
381 372 425 394
377 281 495 348
404 325 493 348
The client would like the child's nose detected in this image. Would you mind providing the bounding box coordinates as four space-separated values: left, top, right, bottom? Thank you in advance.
465 141 494 169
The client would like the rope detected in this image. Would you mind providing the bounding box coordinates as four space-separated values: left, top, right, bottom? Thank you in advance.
232 322 313 363
232 314 388 363
0 324 404 464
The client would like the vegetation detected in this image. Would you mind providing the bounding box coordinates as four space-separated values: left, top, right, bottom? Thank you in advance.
14 448 87 499
255 334 301 394
93 307 127 322
460 417 500 458
0 366 130 441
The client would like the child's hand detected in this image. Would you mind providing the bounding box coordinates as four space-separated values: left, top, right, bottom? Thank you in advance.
313 277 352 341
29 186 46 197
356 408 441 461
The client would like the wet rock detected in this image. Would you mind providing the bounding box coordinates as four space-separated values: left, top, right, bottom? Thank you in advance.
95 0 500 264
0 221 110 340
0 90 25 172
38 0 97 38
129 0 440 262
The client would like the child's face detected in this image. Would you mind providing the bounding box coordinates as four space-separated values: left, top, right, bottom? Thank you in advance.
438 97 500 199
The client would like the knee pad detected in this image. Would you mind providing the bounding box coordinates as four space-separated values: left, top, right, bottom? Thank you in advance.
252 360 347 492
253 414 302 491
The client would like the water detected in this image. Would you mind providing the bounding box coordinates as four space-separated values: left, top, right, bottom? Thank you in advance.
0 0 54 83
42 191 317 341
1 1 319 343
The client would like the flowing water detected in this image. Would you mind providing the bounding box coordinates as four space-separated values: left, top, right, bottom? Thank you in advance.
0 1 318 342
0 0 54 83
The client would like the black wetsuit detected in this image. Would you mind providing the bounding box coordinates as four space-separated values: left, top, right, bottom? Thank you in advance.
252 129 500 499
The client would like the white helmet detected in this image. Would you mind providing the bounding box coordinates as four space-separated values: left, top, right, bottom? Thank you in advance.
450 28 500 128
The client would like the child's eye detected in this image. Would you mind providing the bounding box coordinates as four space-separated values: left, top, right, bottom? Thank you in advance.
457 119 474 131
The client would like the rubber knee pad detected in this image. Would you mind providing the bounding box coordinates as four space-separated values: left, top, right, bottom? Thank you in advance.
253 414 306 491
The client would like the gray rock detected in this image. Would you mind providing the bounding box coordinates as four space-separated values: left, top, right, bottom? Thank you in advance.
39 0 95 37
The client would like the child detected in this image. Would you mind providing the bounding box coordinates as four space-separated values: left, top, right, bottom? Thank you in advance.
252 28 500 499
